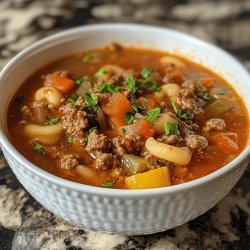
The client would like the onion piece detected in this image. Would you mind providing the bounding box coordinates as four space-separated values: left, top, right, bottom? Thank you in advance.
76 80 92 95
135 113 144 119
33 105 48 125
96 107 107 130
120 124 138 135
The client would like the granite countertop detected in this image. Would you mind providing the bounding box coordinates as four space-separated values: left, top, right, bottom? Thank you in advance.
0 0 249 249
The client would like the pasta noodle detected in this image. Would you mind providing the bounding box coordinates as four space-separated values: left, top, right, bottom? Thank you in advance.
145 137 191 165
160 56 186 69
24 123 63 144
34 87 63 107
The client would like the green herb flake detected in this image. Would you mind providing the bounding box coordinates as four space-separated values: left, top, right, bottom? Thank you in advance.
97 81 122 94
88 127 97 134
131 98 142 112
164 121 179 136
33 143 46 155
171 99 181 116
68 94 80 104
203 92 210 101
121 128 126 134
45 117 59 125
101 181 116 188
83 54 93 63
199 85 210 101
138 76 162 92
126 76 137 94
67 135 73 144
74 76 84 85
141 68 153 78
95 69 108 78
144 107 161 123
180 112 193 120
83 93 99 111
124 110 135 125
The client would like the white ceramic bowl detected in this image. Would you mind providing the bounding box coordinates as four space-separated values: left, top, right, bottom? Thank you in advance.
0 24 249 235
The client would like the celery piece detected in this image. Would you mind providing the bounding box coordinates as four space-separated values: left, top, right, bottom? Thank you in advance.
123 154 148 174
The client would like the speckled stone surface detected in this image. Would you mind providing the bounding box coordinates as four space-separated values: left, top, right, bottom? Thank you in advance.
0 0 250 249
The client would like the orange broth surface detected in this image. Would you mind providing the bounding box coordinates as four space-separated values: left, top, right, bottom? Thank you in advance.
7 47 249 188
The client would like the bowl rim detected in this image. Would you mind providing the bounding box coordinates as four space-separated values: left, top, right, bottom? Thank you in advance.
0 23 249 197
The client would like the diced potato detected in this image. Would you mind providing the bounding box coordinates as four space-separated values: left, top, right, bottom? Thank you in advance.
206 99 230 116
153 113 174 134
125 167 170 189
123 154 148 174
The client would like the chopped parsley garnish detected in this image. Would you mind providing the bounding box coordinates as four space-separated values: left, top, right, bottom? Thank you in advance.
200 85 207 92
140 68 153 78
126 76 137 94
121 128 126 134
171 99 193 120
101 181 116 188
97 81 122 94
124 110 135 125
67 135 73 144
131 98 141 112
74 76 84 85
88 127 97 134
83 93 99 111
138 76 162 92
164 121 179 135
203 92 210 101
171 99 181 116
16 96 26 104
144 107 161 123
95 69 108 78
33 143 46 155
45 117 59 125
180 112 193 120
68 94 79 104
83 54 93 63
83 127 97 142
199 85 210 101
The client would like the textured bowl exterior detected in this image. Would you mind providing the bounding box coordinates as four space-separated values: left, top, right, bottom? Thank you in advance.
0 24 250 235
2 146 248 235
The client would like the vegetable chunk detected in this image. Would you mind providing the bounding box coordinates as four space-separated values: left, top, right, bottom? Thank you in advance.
125 167 170 189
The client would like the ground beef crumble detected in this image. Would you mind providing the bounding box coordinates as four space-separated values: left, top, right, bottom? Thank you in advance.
86 130 111 152
59 97 88 137
203 118 226 132
156 134 180 145
111 135 145 156
60 154 78 169
185 134 208 149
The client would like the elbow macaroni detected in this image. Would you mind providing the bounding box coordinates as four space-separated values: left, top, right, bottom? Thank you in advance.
24 123 63 144
160 56 186 70
145 137 191 165
34 87 63 107
99 65 124 81
162 83 181 101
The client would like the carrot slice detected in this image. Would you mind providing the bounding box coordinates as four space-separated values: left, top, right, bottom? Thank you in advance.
201 77 214 88
213 132 239 154
46 75 75 94
109 115 127 129
137 119 154 137
125 167 170 189
103 93 132 116
137 97 156 111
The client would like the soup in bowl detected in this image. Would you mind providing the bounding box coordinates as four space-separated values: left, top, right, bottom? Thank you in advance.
0 24 249 234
